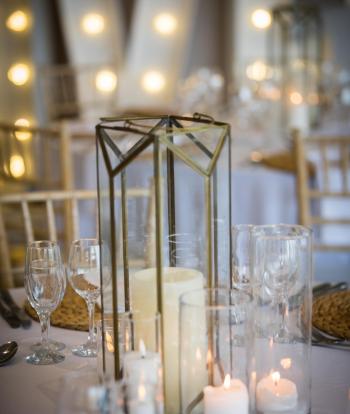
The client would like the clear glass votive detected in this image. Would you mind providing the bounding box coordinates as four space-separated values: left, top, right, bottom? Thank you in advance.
97 312 162 386
252 224 312 414
179 288 253 414
56 369 125 414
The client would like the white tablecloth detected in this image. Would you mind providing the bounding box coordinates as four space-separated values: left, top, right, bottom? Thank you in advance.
0 289 349 414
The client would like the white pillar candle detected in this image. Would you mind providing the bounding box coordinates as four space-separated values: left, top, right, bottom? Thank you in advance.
204 374 249 414
256 371 298 413
123 340 160 384
131 267 204 414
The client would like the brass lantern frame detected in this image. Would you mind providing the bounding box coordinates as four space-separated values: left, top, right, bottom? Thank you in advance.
96 113 232 410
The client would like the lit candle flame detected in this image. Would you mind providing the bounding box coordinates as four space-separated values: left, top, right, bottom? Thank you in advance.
195 348 202 361
105 331 114 353
206 349 213 365
223 374 231 390
272 371 280 386
139 339 146 358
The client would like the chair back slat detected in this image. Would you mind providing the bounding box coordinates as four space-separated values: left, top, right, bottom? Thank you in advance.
46 199 57 241
0 205 13 288
71 197 79 241
21 201 34 243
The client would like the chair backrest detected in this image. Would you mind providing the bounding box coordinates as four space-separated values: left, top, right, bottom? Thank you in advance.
293 130 350 252
0 186 154 288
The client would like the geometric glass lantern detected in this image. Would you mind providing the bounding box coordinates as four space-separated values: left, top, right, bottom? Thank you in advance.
270 4 323 132
96 114 232 413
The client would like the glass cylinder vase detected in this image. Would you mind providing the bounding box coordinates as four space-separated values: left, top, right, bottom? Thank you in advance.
179 288 253 414
251 224 312 414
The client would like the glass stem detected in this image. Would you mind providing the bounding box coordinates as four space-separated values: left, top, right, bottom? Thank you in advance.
280 292 289 334
40 312 50 349
87 301 96 344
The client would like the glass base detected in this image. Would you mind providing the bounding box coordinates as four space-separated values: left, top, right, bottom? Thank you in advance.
72 342 97 358
26 349 65 365
31 339 66 352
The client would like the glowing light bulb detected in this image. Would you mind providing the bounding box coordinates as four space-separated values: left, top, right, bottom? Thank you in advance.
10 155 25 178
246 60 271 81
95 70 117 92
14 118 32 141
6 10 30 32
290 91 303 105
223 374 231 389
153 12 178 35
81 13 105 34
251 9 272 29
8 63 30 86
141 70 166 94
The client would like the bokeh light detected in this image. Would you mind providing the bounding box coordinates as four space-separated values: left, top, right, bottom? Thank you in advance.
251 9 272 29
81 13 105 35
7 63 30 86
10 155 25 178
95 70 117 92
246 60 271 81
141 70 166 94
14 118 32 141
153 13 178 35
6 10 30 32
290 91 303 105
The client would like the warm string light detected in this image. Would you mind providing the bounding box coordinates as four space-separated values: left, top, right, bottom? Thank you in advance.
6 10 30 32
95 70 117 92
81 13 105 34
141 70 166 93
14 118 32 141
8 63 31 86
152 12 178 35
10 155 25 178
251 9 272 29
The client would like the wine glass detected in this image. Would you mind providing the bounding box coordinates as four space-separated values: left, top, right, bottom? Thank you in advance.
30 268 66 352
25 240 66 365
253 225 301 342
68 238 101 357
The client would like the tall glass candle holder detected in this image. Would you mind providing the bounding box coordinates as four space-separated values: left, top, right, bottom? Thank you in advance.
252 224 312 414
179 288 253 414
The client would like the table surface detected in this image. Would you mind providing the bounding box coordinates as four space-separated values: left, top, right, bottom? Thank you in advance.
0 289 349 414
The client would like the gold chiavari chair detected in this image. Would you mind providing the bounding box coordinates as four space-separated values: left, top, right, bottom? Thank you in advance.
293 129 350 252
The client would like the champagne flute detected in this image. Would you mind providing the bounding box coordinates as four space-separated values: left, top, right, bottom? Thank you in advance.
68 238 101 357
25 240 66 365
